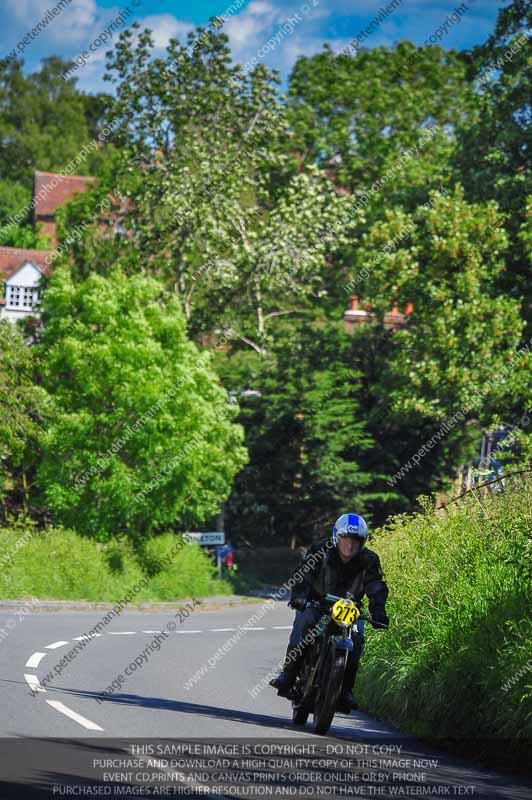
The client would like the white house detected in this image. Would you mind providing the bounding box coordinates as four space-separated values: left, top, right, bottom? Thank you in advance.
0 248 51 323
0 170 97 325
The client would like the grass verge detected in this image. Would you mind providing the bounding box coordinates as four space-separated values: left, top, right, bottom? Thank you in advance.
357 479 531 768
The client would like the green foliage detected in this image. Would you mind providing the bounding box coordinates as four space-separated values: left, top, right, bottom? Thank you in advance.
355 187 525 418
0 521 231 600
0 179 31 225
454 1 532 320
140 534 227 600
0 4 530 551
357 478 532 763
0 322 50 516
288 43 474 203
36 267 248 540
0 222 51 249
78 23 359 348
217 322 397 544
0 57 110 190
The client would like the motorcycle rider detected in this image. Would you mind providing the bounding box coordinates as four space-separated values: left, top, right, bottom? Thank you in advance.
270 513 389 712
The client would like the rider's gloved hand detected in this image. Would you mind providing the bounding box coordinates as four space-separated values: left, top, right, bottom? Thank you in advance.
370 609 389 629
289 596 307 612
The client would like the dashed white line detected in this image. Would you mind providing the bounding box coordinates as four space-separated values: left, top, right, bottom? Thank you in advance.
45 700 104 731
25 652 46 669
26 622 290 735
25 674 45 693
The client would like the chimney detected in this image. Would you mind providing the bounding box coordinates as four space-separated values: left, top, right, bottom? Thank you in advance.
344 294 373 332
383 299 406 331
405 301 414 315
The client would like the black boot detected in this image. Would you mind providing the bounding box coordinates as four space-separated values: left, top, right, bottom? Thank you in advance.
270 647 303 697
269 671 297 697
337 654 360 713
337 687 358 713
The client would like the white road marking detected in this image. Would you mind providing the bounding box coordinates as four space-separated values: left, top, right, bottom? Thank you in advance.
25 652 46 669
24 622 291 736
45 700 104 731
25 674 45 693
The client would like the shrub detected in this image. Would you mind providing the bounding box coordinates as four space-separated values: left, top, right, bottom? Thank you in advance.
358 478 532 764
0 522 231 601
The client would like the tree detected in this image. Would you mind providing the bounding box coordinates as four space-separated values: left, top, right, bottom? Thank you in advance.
353 188 527 426
454 0 532 319
0 56 111 191
36 268 248 541
217 322 395 545
73 22 357 350
0 322 49 518
0 221 50 249
286 44 476 314
288 43 475 201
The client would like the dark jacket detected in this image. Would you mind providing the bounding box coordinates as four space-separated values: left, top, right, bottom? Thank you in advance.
289 537 388 616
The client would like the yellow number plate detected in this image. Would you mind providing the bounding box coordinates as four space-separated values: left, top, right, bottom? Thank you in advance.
331 599 359 627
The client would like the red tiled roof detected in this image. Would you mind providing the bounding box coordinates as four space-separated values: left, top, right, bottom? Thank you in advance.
34 170 96 218
0 247 52 281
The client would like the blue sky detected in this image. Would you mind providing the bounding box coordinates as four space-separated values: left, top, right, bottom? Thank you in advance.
2 0 505 93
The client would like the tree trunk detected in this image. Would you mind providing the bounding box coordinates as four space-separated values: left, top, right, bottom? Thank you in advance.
22 469 29 514
175 263 190 319
255 281 264 336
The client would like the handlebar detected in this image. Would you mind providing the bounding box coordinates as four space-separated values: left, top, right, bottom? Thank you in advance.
305 594 387 627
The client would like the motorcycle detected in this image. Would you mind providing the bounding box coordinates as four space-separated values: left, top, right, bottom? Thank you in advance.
287 593 378 735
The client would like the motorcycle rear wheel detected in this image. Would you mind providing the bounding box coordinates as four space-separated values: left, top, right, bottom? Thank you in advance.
312 643 346 735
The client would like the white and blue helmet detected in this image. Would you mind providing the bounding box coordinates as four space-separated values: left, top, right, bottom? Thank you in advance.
332 513 368 547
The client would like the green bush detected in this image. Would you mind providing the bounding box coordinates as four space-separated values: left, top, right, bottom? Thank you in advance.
139 534 232 600
0 521 232 601
358 479 532 763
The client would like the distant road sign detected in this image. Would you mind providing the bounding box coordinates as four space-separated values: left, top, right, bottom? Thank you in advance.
185 532 225 546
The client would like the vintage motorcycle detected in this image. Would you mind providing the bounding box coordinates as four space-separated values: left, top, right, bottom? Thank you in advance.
287 592 376 735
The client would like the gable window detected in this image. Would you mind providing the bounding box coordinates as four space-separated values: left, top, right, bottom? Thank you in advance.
6 285 40 310
7 286 21 307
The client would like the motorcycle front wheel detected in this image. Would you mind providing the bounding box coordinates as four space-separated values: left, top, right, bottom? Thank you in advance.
312 642 347 735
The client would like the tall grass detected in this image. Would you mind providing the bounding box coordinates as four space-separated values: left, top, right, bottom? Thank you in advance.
358 479 532 764
0 522 232 601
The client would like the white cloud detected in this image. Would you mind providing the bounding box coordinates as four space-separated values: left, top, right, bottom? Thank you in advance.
246 1 276 14
0 0 499 94
222 0 332 71
4 0 99 45
140 14 192 49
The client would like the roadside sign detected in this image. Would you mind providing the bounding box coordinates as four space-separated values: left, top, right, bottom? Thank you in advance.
185 532 225 546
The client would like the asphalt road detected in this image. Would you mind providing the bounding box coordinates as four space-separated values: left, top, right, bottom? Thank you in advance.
0 601 530 799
